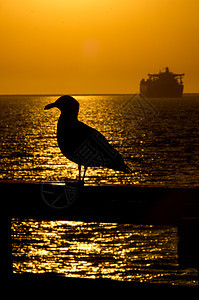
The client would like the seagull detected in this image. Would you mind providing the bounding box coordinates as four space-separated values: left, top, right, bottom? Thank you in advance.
45 95 132 182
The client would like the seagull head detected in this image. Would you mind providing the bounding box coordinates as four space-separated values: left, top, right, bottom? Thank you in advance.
44 95 79 119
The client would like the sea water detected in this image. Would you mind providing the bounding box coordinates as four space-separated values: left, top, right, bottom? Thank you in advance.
1 94 199 185
2 94 199 285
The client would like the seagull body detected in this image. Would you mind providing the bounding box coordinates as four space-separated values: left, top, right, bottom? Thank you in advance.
45 95 131 181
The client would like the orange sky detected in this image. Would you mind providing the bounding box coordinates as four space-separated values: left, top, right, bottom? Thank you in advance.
1 0 199 94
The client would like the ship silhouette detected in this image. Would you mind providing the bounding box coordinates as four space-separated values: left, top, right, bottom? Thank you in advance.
140 67 184 97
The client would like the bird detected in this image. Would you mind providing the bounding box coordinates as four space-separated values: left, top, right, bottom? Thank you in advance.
44 95 132 182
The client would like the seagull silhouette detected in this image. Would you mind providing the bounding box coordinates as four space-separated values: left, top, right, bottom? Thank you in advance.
45 95 132 182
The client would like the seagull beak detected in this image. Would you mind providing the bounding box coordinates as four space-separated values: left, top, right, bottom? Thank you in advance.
44 103 55 110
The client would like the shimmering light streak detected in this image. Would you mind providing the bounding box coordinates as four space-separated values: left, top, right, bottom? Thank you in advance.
12 219 198 286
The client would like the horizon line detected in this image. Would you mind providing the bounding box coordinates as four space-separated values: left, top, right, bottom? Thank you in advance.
0 92 199 96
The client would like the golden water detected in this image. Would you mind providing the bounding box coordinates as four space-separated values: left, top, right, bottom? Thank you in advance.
1 94 199 185
12 219 198 286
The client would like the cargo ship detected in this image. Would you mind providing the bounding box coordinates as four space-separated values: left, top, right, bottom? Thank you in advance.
140 67 184 97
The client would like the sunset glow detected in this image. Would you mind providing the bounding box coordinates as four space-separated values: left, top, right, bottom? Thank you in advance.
1 0 199 94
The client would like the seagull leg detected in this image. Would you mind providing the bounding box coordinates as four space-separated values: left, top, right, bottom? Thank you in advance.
82 166 87 182
78 165 81 182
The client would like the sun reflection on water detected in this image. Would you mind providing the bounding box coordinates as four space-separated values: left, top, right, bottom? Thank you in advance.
12 219 198 286
1 95 199 185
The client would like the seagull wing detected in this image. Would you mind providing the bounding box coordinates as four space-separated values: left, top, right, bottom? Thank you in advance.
69 122 129 171
57 119 131 173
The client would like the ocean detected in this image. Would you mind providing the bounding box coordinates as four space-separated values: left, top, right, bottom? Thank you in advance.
3 94 199 286
1 94 199 185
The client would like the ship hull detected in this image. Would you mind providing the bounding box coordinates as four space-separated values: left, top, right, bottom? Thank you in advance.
140 83 183 98
140 85 183 98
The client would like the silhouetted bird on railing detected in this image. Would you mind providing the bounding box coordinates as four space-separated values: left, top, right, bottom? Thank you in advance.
45 95 132 182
